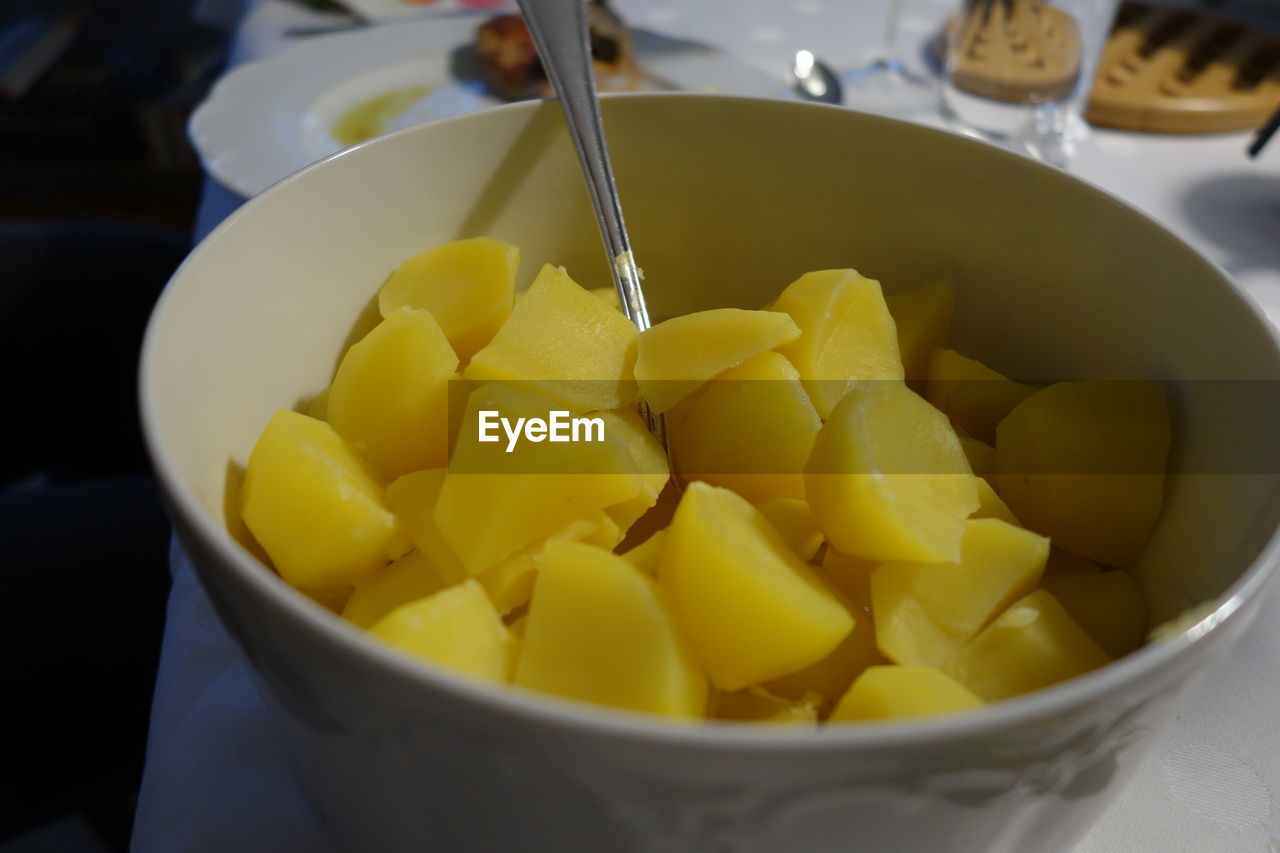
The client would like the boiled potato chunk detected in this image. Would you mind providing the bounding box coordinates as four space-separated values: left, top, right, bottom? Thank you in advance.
300 585 353 614
596 408 669 533
671 351 820 504
657 482 853 691
305 387 330 420
885 280 954 384
971 477 1020 527
872 518 1049 668
369 579 512 683
477 513 622 614
634 308 800 413
437 383 643 575
328 307 457 478
508 612 528 637
945 589 1111 700
755 497 824 562
476 550 540 615
384 468 467 584
1045 547 1103 574
515 540 707 717
463 264 639 411
713 687 820 725
995 380 1170 567
830 665 982 722
819 548 880 594
343 550 446 629
241 410 402 590
590 286 622 310
377 236 518 360
1040 570 1148 657
766 550 885 706
620 529 667 576
772 269 904 417
926 349 1036 444
805 381 979 564
958 434 997 483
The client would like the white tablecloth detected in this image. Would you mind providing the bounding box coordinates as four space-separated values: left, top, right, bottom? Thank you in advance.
134 2 1280 850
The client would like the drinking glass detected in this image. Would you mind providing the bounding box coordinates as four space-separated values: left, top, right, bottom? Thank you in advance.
842 0 938 117
941 0 1120 166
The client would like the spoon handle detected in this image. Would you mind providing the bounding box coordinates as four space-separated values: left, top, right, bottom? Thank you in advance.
515 0 653 333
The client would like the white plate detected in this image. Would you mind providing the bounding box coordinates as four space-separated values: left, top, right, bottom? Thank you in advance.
190 17 787 197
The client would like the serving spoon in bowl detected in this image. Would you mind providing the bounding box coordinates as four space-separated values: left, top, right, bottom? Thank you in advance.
515 0 667 444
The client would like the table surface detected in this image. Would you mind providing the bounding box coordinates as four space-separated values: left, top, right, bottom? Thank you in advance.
135 1 1280 850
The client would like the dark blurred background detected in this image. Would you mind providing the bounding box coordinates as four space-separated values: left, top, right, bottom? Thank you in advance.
0 1 237 849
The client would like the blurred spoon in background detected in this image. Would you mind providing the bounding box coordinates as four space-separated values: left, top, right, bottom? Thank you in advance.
790 50 842 105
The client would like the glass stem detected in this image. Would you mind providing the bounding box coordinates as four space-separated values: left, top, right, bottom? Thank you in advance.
878 0 902 62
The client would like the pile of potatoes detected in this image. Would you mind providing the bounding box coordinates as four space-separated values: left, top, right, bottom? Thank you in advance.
237 237 1168 725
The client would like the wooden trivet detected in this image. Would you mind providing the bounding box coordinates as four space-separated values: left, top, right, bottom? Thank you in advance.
1086 2 1280 133
941 2 1280 133
948 0 1084 104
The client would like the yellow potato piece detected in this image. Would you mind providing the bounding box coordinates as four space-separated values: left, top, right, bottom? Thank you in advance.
805 381 979 564
634 308 800 413
1040 570 1148 658
437 383 643 575
570 513 624 549
995 380 1170 567
830 665 983 722
885 280 954 385
772 269 904 418
476 513 622 614
1044 546 1103 574
305 387 330 420
476 551 540 615
755 497 824 562
328 307 458 479
299 585 353 614
671 351 820 504
926 349 1036 445
945 590 1111 701
971 477 1020 527
595 408 669 533
377 236 518 360
619 529 667 576
343 550 447 629
515 540 707 717
957 434 996 483
241 410 402 590
819 547 880 592
463 264 638 411
766 550 885 706
384 468 468 584
388 466 623 601
369 579 512 683
590 286 622 311
713 686 820 725
657 482 853 691
871 518 1049 668
664 384 707 436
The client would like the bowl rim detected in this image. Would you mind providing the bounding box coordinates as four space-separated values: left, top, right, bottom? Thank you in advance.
141 92 1280 754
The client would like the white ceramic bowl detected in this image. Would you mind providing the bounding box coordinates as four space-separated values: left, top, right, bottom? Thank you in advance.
142 95 1280 852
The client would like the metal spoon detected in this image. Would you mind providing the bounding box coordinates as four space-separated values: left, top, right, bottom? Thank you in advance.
790 50 843 105
515 0 665 441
